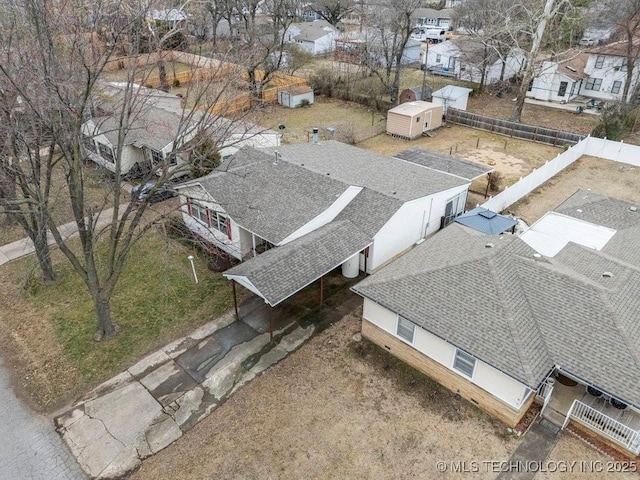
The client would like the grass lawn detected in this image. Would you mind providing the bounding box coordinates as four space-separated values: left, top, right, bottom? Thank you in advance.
0 227 232 411
254 97 386 144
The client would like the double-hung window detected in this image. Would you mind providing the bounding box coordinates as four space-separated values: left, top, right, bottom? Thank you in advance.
611 80 622 94
190 202 209 226
150 149 164 165
97 143 115 163
595 55 604 69
210 211 229 237
397 317 415 343
585 77 602 91
453 349 476 378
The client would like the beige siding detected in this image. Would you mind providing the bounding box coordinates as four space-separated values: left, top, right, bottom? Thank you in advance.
362 320 534 427
386 112 413 138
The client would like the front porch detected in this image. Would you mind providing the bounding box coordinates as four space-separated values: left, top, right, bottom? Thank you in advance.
541 379 640 456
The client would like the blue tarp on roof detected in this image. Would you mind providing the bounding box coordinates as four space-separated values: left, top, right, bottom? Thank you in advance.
455 207 517 235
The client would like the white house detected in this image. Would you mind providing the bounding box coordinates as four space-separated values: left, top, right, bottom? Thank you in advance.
527 50 589 102
175 141 492 307
283 20 339 55
353 190 640 457
424 38 525 86
82 83 279 178
411 8 455 30
578 39 640 102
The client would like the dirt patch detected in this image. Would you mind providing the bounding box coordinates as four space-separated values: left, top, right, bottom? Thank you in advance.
467 93 600 137
130 313 522 480
359 124 561 182
508 156 640 225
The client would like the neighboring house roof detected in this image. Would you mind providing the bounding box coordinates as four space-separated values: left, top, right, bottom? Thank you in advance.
394 147 493 181
89 107 198 151
412 7 454 19
588 38 640 57
225 219 371 306
548 50 589 81
432 85 473 100
264 140 468 202
294 24 335 42
454 207 517 235
149 8 187 22
353 190 640 408
402 85 431 101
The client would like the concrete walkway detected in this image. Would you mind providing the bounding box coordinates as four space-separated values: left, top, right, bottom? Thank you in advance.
55 292 362 479
0 207 126 267
0 357 86 480
495 420 559 480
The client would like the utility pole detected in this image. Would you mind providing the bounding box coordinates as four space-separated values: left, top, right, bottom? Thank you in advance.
421 40 430 100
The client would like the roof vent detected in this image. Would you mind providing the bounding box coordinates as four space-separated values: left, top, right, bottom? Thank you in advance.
630 206 638 212
566 65 577 72
533 253 542 258
576 209 583 213
602 271 613 278
485 242 494 249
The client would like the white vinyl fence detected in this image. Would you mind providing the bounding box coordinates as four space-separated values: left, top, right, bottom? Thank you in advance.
481 137 640 213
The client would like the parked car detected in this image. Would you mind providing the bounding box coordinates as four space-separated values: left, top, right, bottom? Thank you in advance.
131 181 176 204
579 37 595 47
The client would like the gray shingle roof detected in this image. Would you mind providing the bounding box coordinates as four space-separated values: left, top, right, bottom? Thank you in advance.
198 147 348 244
225 219 370 306
554 189 640 230
395 148 494 181
353 223 640 408
265 141 468 201
455 207 517 235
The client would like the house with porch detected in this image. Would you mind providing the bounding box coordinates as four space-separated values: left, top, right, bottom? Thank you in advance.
353 190 640 457
82 82 279 177
527 50 589 103
424 38 525 85
578 39 640 103
174 141 492 313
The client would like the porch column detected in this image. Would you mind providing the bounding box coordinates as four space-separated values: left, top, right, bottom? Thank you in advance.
319 276 324 306
231 280 239 321
269 307 274 341
252 233 257 258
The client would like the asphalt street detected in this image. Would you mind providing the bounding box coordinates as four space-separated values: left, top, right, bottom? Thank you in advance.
0 357 85 480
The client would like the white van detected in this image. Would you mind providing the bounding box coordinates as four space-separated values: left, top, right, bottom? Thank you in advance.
411 27 446 43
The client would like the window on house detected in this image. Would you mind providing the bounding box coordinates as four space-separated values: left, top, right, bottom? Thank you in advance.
416 117 421 123
585 77 602 91
595 56 604 69
97 143 115 163
210 211 229 236
150 149 164 165
397 317 415 343
453 349 476 378
442 191 466 227
190 201 210 226
611 80 622 94
557 81 568 97
82 135 97 154
527 80 533 92
436 54 441 63
622 57 628 68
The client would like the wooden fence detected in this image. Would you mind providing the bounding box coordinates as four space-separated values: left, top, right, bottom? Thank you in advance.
446 108 585 147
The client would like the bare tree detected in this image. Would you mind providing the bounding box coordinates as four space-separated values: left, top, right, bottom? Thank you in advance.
312 0 356 26
365 0 422 107
0 0 240 341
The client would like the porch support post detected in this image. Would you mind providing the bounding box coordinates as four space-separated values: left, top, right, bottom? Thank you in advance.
232 280 239 320
319 276 324 306
269 307 274 341
485 172 491 198
252 233 257 258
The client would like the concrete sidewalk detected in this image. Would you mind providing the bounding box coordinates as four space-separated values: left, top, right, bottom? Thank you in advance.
55 292 362 479
0 207 126 267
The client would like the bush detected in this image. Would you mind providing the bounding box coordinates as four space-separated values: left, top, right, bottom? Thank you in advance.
488 171 503 192
173 78 181 87
592 104 637 140
299 98 310 108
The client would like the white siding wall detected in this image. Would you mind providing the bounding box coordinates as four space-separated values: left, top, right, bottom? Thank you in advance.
178 186 244 259
362 298 529 409
580 54 639 102
370 184 469 270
